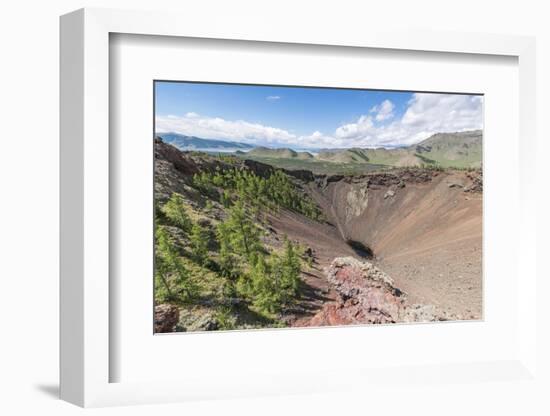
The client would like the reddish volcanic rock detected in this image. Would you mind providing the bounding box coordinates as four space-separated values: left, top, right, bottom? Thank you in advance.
307 257 448 326
308 257 405 326
154 304 180 333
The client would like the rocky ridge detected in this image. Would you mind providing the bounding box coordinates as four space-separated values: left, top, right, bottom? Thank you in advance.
307 257 452 327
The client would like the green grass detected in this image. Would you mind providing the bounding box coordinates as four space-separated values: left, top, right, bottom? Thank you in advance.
239 155 390 175
247 152 482 171
420 150 482 168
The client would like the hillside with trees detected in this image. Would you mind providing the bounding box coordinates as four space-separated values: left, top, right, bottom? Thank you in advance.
154 139 315 331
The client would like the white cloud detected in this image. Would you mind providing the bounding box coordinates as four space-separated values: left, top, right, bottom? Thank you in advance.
401 93 483 134
332 93 482 147
156 93 483 149
156 113 349 149
370 99 395 121
335 115 375 140
301 131 348 149
156 112 296 145
266 95 281 101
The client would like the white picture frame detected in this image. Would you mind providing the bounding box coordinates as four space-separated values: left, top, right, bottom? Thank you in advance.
60 7 537 407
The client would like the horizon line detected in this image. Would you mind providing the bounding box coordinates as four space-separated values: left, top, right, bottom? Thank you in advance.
154 129 483 151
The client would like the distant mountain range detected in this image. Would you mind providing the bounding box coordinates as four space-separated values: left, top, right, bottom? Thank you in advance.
157 130 482 169
158 132 254 151
245 130 482 169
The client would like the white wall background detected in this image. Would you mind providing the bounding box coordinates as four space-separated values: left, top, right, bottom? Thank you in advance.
0 0 548 415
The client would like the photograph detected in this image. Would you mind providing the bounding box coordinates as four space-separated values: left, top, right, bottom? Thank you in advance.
153 81 483 333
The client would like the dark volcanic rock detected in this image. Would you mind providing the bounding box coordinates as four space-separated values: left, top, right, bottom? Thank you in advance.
243 158 314 182
285 169 316 182
366 169 436 189
155 137 201 177
154 304 180 333
327 174 345 183
464 171 483 193
155 137 240 180
243 159 276 178
313 168 437 193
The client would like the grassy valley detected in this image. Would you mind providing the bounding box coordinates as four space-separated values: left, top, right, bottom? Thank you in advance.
237 130 482 174
238 155 388 175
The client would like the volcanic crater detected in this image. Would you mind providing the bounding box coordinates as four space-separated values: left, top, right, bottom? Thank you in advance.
155 138 483 330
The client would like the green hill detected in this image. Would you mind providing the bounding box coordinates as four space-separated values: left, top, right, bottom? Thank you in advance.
413 130 482 168
239 130 482 174
317 148 370 163
248 147 314 160
316 131 482 169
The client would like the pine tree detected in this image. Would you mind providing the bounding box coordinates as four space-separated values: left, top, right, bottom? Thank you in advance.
250 255 280 314
212 167 224 186
161 193 192 232
191 164 321 220
216 221 238 278
221 190 232 208
155 226 195 302
192 172 215 194
280 237 301 301
190 223 209 266
248 238 302 314
225 200 261 263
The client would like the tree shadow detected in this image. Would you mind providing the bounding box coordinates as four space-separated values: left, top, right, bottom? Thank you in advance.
283 278 334 318
233 303 278 326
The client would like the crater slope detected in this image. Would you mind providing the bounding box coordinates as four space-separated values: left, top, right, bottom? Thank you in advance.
291 169 483 320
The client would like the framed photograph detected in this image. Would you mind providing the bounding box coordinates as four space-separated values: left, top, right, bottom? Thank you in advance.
152 81 484 333
60 8 537 407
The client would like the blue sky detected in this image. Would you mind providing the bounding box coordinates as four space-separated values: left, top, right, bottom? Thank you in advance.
155 81 483 149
